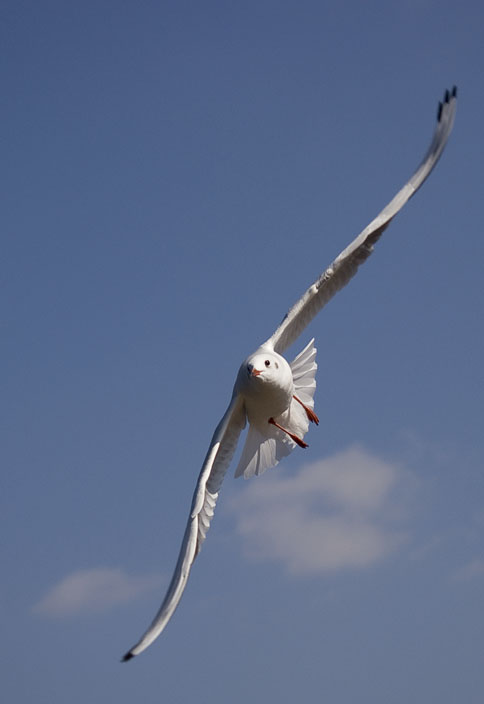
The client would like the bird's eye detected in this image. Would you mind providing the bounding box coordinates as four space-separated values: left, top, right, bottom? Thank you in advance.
264 359 270 367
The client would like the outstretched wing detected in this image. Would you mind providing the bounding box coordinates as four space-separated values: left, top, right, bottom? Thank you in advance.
122 393 246 661
265 87 457 354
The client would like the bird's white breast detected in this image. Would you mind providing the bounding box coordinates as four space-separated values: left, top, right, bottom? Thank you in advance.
235 347 294 425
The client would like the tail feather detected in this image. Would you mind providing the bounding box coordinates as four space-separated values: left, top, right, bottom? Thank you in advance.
234 425 293 479
291 339 317 408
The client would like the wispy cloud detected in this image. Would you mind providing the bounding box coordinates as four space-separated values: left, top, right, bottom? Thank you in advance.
230 446 411 575
453 558 484 582
33 567 163 617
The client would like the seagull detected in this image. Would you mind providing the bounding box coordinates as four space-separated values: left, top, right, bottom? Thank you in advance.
122 87 457 661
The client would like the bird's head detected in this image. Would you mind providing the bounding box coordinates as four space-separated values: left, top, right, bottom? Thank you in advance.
235 347 292 396
246 352 280 381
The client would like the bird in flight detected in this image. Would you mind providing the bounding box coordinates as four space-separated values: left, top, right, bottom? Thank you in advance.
122 87 457 661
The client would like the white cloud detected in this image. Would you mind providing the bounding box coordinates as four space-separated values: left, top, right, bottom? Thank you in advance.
229 446 410 575
33 567 163 617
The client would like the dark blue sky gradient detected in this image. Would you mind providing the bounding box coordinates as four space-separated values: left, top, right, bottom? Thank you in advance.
2 2 483 702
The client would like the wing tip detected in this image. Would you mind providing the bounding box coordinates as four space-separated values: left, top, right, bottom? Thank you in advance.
121 651 135 663
437 85 458 122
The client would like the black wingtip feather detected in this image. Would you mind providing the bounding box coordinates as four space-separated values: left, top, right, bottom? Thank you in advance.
437 85 458 122
121 651 135 662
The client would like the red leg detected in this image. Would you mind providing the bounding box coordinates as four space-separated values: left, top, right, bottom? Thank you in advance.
293 395 319 425
268 417 308 448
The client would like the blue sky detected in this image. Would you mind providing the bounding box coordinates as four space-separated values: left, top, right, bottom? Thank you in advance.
2 1 483 702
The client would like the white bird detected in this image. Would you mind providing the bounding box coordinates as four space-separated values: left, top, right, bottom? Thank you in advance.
122 87 457 661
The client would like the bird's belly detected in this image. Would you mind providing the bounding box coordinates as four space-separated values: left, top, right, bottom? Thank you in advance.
243 384 293 426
